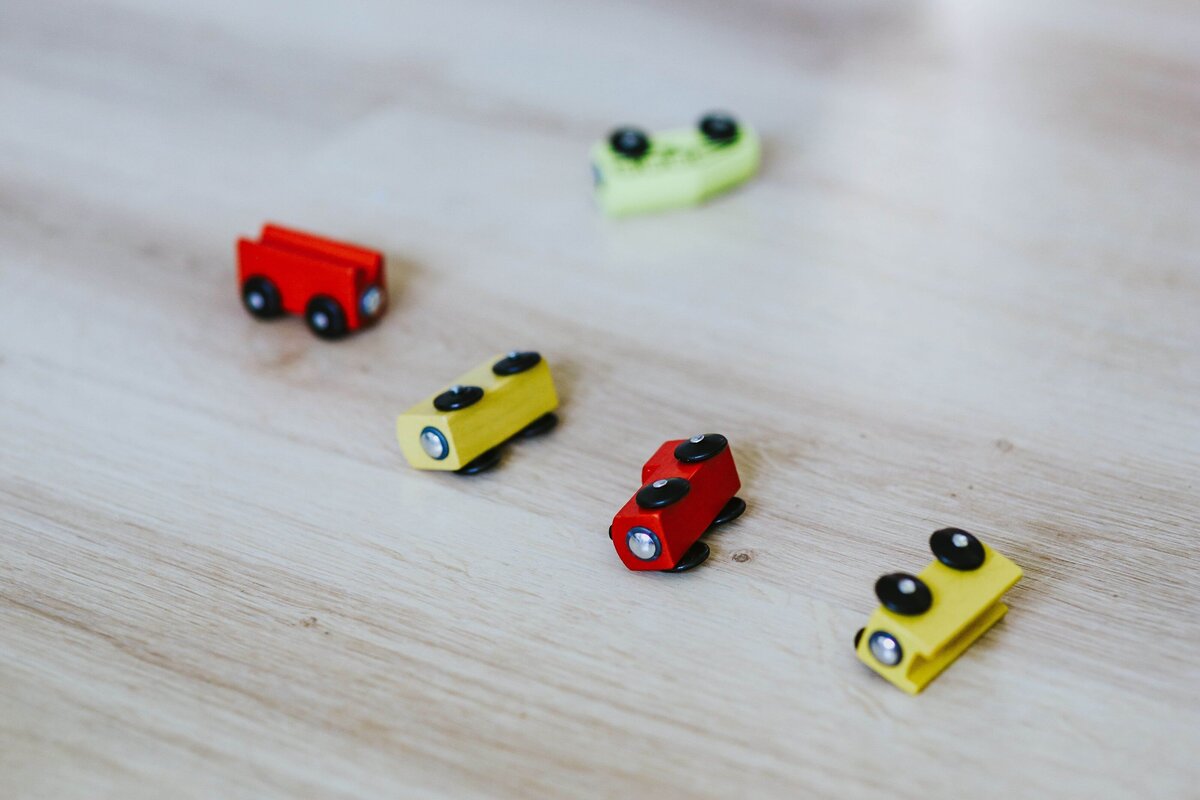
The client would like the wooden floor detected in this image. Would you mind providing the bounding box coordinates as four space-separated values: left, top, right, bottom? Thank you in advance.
2 1 1198 797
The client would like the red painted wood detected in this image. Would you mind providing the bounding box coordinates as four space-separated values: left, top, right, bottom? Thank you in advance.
611 438 741 571
237 223 386 331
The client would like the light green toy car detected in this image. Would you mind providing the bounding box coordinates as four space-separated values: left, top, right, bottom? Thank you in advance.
590 112 760 217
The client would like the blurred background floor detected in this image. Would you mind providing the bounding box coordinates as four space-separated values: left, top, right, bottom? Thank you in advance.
1 0 1198 797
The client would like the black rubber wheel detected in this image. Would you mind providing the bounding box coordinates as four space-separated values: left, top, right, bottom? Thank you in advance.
665 541 710 573
492 351 542 376
711 496 746 527
242 276 283 319
674 433 728 463
930 528 986 571
518 412 558 438
456 447 502 475
608 525 613 540
609 127 650 159
434 385 484 412
854 628 865 648
304 296 348 339
635 477 691 509
874 573 932 616
699 112 739 144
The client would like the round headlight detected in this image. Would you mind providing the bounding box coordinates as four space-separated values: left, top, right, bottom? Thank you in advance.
626 527 661 561
360 286 383 316
419 427 449 460
868 631 903 667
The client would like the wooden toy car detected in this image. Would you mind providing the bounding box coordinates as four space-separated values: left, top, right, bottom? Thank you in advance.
854 528 1023 694
395 351 558 474
237 223 387 339
609 434 746 572
590 112 760 217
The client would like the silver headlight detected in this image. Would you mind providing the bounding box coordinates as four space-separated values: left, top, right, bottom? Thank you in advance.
419 427 449 460
868 631 903 667
626 527 661 561
360 285 383 317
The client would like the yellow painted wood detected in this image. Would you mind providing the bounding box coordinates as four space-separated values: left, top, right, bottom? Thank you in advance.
396 355 558 471
856 541 1023 694
590 122 760 216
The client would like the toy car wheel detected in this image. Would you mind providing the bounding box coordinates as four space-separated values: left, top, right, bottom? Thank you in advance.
242 276 282 319
930 528 986 571
874 573 932 616
635 477 690 509
674 433 728 463
456 447 502 475
711 496 746 527
518 412 558 438
699 113 739 144
699 112 739 143
433 385 484 412
854 628 865 648
609 127 650 159
665 541 710 572
304 296 348 339
492 351 542 376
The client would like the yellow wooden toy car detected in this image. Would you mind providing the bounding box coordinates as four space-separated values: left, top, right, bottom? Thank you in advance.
395 351 558 474
590 112 760 217
855 528 1022 694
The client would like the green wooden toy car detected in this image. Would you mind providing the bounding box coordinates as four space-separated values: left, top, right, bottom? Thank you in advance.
590 112 760 217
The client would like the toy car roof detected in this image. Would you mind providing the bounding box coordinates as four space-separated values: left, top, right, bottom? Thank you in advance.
257 223 382 272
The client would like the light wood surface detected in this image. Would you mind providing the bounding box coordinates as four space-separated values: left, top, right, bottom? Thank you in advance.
2 0 1198 797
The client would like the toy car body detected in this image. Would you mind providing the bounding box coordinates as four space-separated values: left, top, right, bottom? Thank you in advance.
855 529 1022 694
237 224 386 339
610 434 745 572
590 113 760 217
396 352 558 474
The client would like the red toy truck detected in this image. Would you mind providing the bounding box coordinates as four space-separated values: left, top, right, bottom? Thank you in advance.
609 434 746 572
237 224 386 339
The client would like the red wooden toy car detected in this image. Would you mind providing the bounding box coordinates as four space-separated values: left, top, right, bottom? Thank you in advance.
237 223 386 339
609 434 746 572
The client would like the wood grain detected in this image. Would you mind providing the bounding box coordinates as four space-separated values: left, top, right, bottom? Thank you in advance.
2 0 1198 797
